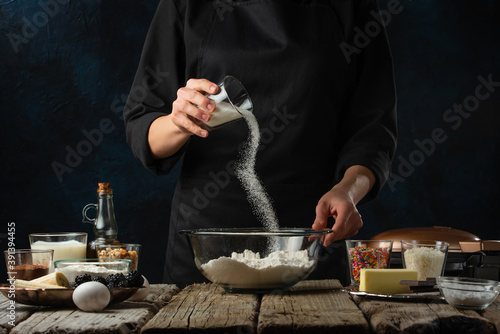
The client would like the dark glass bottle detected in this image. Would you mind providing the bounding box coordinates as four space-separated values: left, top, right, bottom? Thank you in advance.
83 182 121 258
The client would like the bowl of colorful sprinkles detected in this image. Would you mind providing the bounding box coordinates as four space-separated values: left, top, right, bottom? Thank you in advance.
345 240 393 286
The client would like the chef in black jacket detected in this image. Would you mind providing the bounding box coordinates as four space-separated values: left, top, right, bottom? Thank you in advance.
124 0 397 287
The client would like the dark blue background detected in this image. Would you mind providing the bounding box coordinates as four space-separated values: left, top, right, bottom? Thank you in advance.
1 0 499 283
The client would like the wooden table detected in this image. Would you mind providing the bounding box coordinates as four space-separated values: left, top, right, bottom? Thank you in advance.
0 280 499 333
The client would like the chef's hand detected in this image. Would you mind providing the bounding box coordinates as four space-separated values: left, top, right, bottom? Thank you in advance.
148 78 219 159
312 165 375 247
312 187 363 247
171 78 219 138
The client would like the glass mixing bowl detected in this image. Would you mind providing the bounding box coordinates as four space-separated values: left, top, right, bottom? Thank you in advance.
180 228 332 293
436 276 500 310
54 258 131 283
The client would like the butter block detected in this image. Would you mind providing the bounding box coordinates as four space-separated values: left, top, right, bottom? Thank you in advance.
359 268 418 295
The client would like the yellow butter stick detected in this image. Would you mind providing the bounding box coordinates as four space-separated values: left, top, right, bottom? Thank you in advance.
359 268 418 295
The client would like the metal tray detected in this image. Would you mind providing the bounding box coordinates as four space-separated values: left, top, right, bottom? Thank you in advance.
342 286 444 301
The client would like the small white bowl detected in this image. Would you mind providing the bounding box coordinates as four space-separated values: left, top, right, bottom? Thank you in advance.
436 276 500 310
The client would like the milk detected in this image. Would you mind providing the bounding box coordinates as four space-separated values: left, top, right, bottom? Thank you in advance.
31 240 87 271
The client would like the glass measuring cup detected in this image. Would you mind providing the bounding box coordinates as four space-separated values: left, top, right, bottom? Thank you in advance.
201 75 253 130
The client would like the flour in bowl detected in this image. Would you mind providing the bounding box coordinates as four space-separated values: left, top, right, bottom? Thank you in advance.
200 249 315 288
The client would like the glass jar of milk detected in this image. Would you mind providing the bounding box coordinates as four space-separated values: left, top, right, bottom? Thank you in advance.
30 232 87 272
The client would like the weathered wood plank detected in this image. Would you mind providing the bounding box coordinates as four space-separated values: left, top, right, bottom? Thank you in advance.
142 284 180 308
427 303 496 334
353 295 497 334
9 302 157 334
1 284 178 334
257 279 370 334
0 293 7 333
0 297 41 332
475 295 500 334
141 283 260 334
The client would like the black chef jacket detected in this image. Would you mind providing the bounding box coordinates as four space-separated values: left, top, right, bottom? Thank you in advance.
124 0 397 288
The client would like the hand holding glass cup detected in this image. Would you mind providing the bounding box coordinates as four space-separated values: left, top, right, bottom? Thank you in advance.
197 75 253 130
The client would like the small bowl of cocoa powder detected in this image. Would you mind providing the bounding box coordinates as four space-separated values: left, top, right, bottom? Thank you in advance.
3 249 54 280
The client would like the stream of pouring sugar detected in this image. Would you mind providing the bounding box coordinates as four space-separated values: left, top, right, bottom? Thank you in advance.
234 108 280 251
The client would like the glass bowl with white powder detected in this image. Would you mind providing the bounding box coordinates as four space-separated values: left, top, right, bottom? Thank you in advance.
437 276 500 310
54 258 131 283
181 228 332 293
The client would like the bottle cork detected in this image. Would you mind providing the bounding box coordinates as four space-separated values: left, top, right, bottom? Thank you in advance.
97 182 112 194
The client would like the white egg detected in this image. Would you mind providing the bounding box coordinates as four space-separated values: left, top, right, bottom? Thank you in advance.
128 275 150 301
72 281 111 312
